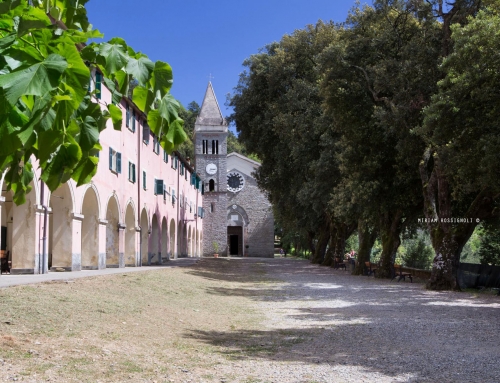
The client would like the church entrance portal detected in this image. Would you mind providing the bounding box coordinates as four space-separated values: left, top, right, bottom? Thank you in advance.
227 226 243 256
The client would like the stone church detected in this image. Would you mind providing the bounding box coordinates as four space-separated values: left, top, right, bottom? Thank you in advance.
194 83 274 257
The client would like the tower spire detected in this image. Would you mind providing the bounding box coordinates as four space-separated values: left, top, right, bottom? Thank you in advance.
196 82 226 127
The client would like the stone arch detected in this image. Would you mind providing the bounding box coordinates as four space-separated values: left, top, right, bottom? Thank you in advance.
169 218 176 258
10 182 41 273
49 183 75 271
183 224 188 256
81 187 100 269
149 213 160 265
191 227 195 257
1 189 13 264
79 183 101 218
161 217 168 262
177 221 181 256
227 204 250 227
105 195 120 267
140 208 149 265
124 202 136 266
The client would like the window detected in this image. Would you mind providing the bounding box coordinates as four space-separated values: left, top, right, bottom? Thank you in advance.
109 148 121 173
180 162 184 176
209 179 215 192
128 162 136 183
212 140 219 154
132 110 136 132
171 155 178 170
153 135 160 154
202 139 209 154
154 179 164 195
189 201 192 213
95 72 102 99
180 192 183 208
142 170 147 190
163 149 168 163
210 203 214 213
171 189 176 204
198 207 205 218
126 105 130 128
143 124 150 145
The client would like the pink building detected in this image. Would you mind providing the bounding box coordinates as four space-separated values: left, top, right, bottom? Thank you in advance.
0 70 203 274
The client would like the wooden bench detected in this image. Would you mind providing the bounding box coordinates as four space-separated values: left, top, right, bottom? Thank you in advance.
392 264 412 282
333 257 346 270
365 261 378 276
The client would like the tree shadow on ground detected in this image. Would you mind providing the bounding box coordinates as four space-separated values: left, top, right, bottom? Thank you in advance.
185 258 500 382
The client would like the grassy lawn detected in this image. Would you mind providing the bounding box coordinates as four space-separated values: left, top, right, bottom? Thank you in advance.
0 260 265 382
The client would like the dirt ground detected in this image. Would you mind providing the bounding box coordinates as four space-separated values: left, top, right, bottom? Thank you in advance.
0 257 499 383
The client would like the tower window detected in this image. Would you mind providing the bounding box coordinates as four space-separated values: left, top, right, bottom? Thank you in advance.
202 139 209 154
209 179 215 192
210 203 214 213
211 140 218 154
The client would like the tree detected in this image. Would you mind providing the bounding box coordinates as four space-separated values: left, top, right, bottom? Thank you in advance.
320 0 441 277
418 4 500 289
229 22 343 264
177 101 200 160
0 0 186 204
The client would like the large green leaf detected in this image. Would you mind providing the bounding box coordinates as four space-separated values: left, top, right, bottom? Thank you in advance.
158 93 180 124
106 103 122 131
0 0 21 15
132 85 153 114
72 155 98 187
165 118 187 147
41 141 82 191
99 39 128 74
17 7 50 36
59 43 90 107
126 56 154 85
0 54 68 105
152 61 173 98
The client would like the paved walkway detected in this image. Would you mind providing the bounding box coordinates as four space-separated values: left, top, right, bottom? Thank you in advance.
0 258 200 288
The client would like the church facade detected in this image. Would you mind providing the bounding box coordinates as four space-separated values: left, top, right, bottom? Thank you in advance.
194 83 274 258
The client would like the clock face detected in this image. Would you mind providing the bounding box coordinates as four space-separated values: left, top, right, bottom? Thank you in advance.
206 163 217 175
227 171 245 193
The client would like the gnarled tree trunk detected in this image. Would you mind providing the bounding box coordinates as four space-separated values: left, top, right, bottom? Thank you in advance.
420 153 495 290
354 219 377 275
311 224 330 264
377 210 403 279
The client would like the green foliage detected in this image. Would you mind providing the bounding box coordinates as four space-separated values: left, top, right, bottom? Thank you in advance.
399 231 434 270
177 101 199 160
0 0 186 204
477 224 500 266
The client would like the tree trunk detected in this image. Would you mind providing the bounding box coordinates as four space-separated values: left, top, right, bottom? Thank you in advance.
419 152 495 290
377 210 403 279
354 219 377 275
311 225 330 264
322 226 337 267
331 222 356 268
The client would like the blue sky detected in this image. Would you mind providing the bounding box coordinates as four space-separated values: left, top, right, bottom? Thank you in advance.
86 1 370 118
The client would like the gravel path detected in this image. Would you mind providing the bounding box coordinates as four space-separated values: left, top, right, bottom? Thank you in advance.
191 257 500 383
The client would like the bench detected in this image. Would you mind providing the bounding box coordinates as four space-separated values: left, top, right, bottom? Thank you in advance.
392 264 412 282
333 257 346 270
365 261 378 276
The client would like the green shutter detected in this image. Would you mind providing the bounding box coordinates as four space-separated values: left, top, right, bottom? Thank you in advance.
116 152 121 173
109 148 113 170
96 72 102 99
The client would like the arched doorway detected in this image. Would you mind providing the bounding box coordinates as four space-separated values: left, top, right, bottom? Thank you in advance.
140 209 149 265
81 187 100 269
150 214 160 265
49 183 74 270
10 182 40 273
177 221 183 257
106 196 120 267
1 189 13 272
125 203 136 266
169 219 176 259
161 217 168 262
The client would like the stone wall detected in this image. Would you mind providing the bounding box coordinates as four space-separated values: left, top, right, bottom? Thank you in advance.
227 175 274 258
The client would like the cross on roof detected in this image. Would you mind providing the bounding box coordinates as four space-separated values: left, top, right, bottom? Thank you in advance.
208 73 215 82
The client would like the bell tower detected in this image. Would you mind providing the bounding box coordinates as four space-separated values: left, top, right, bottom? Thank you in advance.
194 82 228 256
